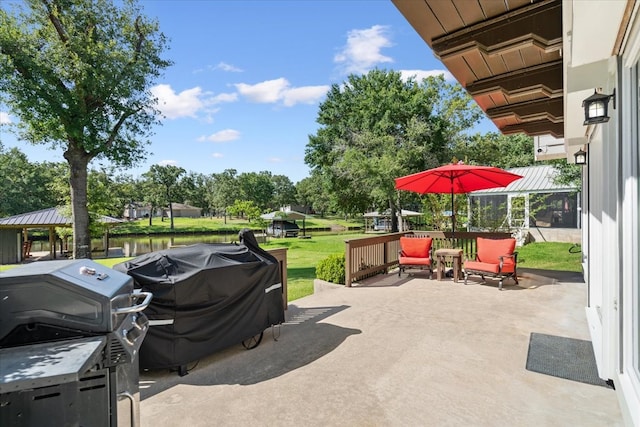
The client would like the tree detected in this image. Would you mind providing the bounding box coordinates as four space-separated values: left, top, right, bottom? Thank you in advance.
227 200 261 222
296 173 330 215
144 164 185 230
87 167 137 218
549 158 582 188
0 146 67 216
270 174 297 211
209 169 238 222
454 132 535 169
0 0 171 258
237 171 274 211
305 70 482 228
178 171 210 215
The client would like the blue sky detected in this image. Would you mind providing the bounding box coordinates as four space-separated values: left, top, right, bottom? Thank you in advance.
0 0 498 183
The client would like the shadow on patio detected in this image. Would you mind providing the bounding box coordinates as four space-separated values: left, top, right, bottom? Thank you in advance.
139 268 622 427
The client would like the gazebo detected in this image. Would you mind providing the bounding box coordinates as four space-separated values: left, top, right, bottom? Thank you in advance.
260 210 308 236
0 207 122 264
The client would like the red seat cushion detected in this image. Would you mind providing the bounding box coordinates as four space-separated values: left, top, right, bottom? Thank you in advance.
399 237 432 258
477 238 516 264
464 260 500 274
399 256 432 266
464 259 515 274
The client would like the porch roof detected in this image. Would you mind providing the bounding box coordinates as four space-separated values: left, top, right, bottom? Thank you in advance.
391 0 563 139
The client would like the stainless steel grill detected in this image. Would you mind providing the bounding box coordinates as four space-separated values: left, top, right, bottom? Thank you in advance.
0 259 152 427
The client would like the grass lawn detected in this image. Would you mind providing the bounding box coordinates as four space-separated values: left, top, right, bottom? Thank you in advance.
1 235 582 302
109 215 363 235
515 241 582 272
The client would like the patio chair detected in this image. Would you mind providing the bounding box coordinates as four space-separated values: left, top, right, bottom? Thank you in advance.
463 237 518 290
398 236 433 278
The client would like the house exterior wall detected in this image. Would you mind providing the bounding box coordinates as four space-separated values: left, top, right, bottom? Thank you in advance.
168 208 202 218
565 1 640 424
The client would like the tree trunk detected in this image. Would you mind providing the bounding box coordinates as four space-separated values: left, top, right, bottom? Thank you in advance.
66 151 91 259
169 201 175 230
390 201 399 233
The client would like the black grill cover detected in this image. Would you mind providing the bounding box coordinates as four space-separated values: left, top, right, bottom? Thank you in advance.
113 229 284 370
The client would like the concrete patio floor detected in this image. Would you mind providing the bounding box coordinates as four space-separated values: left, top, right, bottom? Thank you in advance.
139 268 623 426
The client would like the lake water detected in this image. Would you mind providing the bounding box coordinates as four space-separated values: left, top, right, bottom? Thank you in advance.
27 229 361 257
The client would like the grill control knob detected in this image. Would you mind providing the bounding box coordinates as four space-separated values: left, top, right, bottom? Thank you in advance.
123 326 142 345
133 313 149 331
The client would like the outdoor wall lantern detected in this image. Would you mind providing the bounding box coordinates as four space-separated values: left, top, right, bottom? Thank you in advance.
582 88 615 125
574 148 587 165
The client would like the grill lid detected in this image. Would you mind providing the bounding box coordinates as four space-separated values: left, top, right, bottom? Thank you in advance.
0 260 134 340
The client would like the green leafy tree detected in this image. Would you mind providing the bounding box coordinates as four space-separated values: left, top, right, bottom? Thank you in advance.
0 0 171 258
178 171 210 214
454 132 534 169
138 176 163 226
549 159 582 188
227 200 261 222
209 169 238 222
237 171 274 211
296 173 330 215
0 147 66 215
144 164 185 230
87 167 137 218
305 70 482 229
270 174 297 211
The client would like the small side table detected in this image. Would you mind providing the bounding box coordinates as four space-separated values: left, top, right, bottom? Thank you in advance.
435 248 464 282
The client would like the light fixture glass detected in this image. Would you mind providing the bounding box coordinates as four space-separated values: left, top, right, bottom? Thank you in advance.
574 148 587 165
583 88 615 125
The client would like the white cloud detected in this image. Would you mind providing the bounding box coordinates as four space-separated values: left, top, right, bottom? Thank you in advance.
235 78 289 103
400 69 455 83
334 25 393 75
211 152 224 158
268 157 284 163
0 112 11 124
151 84 204 119
215 62 243 72
158 159 178 166
234 78 328 106
282 86 329 106
151 85 238 120
200 129 241 143
210 92 238 103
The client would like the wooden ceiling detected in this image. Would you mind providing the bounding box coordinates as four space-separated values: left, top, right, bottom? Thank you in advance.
392 0 563 138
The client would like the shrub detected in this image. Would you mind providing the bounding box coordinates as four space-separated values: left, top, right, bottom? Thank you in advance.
316 253 345 285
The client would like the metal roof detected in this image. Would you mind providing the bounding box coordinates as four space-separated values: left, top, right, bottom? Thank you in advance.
260 210 307 221
364 209 423 218
470 165 577 195
0 207 122 228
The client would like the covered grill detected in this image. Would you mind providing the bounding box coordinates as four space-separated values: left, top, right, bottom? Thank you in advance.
114 229 285 374
0 259 152 427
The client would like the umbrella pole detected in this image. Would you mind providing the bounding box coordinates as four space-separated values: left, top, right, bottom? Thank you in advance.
451 189 455 235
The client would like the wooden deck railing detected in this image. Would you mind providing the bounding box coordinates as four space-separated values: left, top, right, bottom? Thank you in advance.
344 231 513 287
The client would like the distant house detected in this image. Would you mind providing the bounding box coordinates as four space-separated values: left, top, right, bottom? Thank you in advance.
165 203 202 218
123 202 155 220
468 165 580 243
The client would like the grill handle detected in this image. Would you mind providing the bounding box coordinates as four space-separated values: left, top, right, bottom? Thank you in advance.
114 292 153 314
118 391 140 427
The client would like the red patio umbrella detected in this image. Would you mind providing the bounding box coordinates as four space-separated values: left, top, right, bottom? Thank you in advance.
394 163 523 233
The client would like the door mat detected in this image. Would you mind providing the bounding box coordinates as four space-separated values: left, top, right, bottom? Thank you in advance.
525 332 613 388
